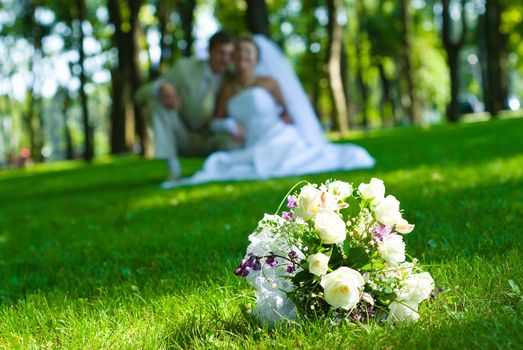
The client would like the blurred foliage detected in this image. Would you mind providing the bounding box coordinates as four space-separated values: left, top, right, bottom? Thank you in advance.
0 0 521 163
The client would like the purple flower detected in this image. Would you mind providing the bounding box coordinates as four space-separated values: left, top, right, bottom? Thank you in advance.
373 224 393 241
235 255 261 277
266 256 278 267
282 211 293 221
288 250 297 259
286 265 296 273
287 195 297 209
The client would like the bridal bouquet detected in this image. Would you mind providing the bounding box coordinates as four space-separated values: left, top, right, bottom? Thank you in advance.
235 178 434 325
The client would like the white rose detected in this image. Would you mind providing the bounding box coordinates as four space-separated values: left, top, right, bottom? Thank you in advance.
294 185 322 220
378 234 406 265
374 195 402 226
358 178 385 204
328 181 353 200
315 209 346 244
395 217 415 234
320 267 364 310
388 300 420 322
307 253 330 276
397 272 434 303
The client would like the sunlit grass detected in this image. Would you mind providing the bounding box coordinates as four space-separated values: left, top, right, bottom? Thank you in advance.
0 116 522 348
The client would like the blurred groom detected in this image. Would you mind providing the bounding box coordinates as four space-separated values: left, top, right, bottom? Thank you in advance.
136 30 238 188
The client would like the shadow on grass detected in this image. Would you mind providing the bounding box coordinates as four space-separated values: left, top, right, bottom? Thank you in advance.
355 117 523 173
0 170 522 305
0 117 522 306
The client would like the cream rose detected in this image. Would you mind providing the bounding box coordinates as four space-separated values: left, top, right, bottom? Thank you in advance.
294 185 322 220
397 272 434 303
315 209 346 244
377 234 406 265
358 178 385 204
395 217 415 234
307 253 330 276
388 300 420 322
320 267 364 310
374 195 402 226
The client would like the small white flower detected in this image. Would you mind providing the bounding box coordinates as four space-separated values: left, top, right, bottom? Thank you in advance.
361 292 375 305
374 195 402 226
307 253 330 276
377 234 406 265
358 178 385 204
261 213 285 225
388 300 420 322
397 272 434 304
315 209 346 244
320 267 364 310
294 185 322 220
328 180 353 200
395 218 415 234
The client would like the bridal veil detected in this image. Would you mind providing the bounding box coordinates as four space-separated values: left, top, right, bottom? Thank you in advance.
253 35 326 146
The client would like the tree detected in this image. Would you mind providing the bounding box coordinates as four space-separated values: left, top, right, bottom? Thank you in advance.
178 0 196 56
442 0 467 123
354 0 370 128
13 0 52 162
399 0 421 124
327 0 349 134
107 0 146 154
75 0 94 160
246 0 269 36
365 0 403 126
480 0 509 118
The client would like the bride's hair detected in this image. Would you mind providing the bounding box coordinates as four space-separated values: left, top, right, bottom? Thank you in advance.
235 35 261 62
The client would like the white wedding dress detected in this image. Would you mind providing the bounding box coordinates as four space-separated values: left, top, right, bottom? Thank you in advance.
180 86 375 185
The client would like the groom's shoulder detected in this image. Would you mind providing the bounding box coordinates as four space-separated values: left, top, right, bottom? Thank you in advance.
174 57 207 71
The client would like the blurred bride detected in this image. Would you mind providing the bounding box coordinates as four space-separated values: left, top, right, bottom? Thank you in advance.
176 35 375 185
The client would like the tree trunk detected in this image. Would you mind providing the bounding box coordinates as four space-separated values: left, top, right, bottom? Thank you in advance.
355 39 369 128
129 0 147 155
327 0 349 134
377 62 395 126
107 0 126 153
399 0 421 124
107 0 144 154
246 0 269 36
355 1 369 129
446 52 461 122
340 37 355 129
482 0 509 118
61 91 75 160
442 0 466 123
76 0 94 161
25 1 44 162
179 0 196 56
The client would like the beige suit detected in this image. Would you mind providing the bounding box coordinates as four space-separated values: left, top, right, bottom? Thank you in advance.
136 58 232 159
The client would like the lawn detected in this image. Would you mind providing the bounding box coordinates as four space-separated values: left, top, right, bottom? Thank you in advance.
0 117 522 349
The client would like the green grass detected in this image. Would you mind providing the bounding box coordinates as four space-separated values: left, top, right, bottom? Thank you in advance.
1 117 522 349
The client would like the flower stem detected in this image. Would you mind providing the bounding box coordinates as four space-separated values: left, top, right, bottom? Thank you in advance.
274 180 309 215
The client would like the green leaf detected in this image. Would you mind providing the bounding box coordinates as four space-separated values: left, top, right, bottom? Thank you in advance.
329 245 345 268
345 246 370 269
292 270 314 284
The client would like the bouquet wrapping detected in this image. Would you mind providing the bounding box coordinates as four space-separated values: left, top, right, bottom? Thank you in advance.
235 178 434 325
